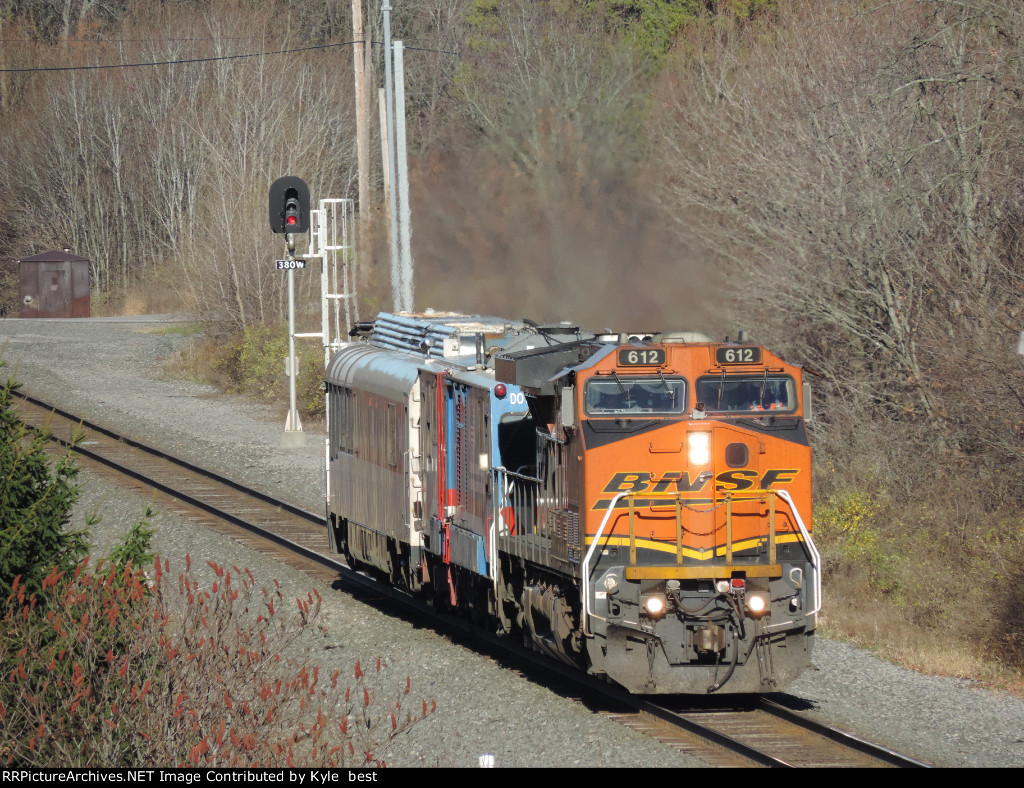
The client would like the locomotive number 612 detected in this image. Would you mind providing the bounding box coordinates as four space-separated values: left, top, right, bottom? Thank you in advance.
618 348 666 366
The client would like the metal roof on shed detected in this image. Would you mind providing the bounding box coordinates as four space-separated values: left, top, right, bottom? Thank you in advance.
19 249 90 263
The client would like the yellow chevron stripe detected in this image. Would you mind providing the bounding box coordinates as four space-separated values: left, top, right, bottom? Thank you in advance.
584 533 804 560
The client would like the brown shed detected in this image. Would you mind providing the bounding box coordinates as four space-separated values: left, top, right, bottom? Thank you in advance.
19 248 91 318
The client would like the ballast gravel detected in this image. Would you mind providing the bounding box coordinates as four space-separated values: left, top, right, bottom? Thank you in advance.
1 316 1023 769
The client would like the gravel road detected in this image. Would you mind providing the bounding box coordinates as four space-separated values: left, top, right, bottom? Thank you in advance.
2 315 1022 768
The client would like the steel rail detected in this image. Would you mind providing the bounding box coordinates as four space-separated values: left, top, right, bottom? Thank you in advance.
12 390 929 769
757 697 931 768
12 390 337 575
15 390 324 526
631 696 793 767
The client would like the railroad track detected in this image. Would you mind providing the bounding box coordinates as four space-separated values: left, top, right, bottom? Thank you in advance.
14 390 931 769
605 695 931 767
12 390 338 578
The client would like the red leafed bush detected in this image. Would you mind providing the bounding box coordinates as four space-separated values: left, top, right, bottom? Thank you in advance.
0 557 434 767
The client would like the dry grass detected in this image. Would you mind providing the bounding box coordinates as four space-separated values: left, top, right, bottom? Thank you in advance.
91 266 195 318
120 292 150 316
162 332 231 389
162 325 325 419
819 586 1024 697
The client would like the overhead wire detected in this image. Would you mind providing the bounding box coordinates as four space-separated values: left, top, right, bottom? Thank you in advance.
0 40 364 73
0 40 460 73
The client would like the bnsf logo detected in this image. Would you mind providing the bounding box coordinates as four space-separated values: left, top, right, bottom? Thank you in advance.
601 469 799 495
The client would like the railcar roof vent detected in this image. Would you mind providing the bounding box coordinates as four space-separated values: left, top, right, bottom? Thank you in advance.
367 311 529 360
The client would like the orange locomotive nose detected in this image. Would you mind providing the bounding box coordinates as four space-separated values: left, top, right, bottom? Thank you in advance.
572 337 816 692
585 431 808 566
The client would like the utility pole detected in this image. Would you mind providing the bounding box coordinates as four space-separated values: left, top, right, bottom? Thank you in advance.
382 1 402 313
379 87 390 235
352 0 371 268
394 40 414 311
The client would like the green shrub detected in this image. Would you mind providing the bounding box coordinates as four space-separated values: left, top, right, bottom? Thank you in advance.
235 325 289 401
0 366 90 596
815 487 907 598
104 506 157 574
215 324 325 419
816 488 880 562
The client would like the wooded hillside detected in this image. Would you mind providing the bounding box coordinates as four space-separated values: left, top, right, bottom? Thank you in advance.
2 0 1022 679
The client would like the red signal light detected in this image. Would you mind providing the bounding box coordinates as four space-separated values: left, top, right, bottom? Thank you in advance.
282 195 302 232
493 384 507 399
270 177 309 234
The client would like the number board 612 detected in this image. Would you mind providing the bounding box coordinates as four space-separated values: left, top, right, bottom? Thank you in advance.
618 349 666 366
716 347 762 365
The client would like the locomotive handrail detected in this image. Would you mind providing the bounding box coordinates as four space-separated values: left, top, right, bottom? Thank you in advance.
492 465 544 574
622 488 780 568
774 489 821 628
582 491 628 637
583 488 819 635
488 514 497 595
495 467 544 485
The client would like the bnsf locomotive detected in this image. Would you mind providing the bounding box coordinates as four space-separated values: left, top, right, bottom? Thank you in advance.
325 312 819 694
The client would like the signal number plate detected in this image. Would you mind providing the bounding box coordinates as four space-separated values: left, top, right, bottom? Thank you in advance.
716 347 762 365
618 349 666 366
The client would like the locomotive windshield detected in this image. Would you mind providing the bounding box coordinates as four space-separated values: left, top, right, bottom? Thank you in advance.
696 375 796 413
585 376 686 415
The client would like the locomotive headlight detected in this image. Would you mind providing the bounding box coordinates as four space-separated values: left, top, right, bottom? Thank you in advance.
688 432 711 466
746 593 769 618
642 594 668 620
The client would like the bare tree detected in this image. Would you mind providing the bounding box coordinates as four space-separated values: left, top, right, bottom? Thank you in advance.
404 1 710 328
0 1 359 327
659 0 1024 438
